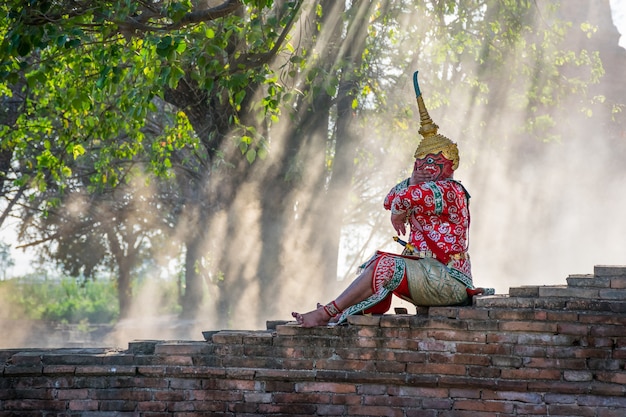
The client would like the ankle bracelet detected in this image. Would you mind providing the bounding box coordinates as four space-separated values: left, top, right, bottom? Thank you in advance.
323 301 342 317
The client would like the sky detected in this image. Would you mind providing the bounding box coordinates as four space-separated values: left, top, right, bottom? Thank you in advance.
612 0 626 48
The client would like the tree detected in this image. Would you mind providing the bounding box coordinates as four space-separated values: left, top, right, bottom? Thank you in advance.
1 0 619 330
1 0 304 319
0 242 15 280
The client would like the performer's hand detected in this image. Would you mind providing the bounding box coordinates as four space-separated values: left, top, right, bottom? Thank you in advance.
391 212 407 235
409 169 437 185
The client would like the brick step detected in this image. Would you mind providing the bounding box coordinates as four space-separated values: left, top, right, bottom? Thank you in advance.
428 305 626 326
508 284 626 301
473 294 626 313
567 274 626 289
593 265 626 277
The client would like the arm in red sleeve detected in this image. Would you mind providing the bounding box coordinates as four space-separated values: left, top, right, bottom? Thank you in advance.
383 178 410 210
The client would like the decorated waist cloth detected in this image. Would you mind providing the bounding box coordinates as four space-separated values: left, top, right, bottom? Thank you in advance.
334 250 473 325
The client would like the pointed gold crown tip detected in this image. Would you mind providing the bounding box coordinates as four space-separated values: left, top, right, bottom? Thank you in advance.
412 71 459 170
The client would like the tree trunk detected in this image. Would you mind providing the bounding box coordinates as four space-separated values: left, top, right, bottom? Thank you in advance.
182 226 205 318
106 229 136 319
117 257 133 319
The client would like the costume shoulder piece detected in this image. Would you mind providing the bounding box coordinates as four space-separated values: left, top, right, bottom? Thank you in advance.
392 178 410 193
450 179 471 200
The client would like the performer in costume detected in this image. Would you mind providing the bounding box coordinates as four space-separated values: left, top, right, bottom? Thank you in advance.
292 71 490 328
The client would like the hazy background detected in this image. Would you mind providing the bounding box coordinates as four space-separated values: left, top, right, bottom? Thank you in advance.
0 1 625 347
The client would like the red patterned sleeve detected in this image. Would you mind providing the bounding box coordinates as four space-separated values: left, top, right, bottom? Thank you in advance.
384 178 410 210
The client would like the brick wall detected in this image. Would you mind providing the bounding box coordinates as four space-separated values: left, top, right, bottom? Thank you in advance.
2 265 626 416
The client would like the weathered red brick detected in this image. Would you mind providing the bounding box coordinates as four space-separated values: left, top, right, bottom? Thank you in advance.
42 365 76 374
380 315 412 328
491 355 523 368
557 322 591 335
456 342 512 355
190 389 243 402
10 353 43 366
467 366 501 379
384 337 418 350
547 404 596 416
214 344 244 357
153 342 212 355
296 382 356 394
226 368 257 381
578 393 626 407
453 399 515 413
257 402 317 414
524 357 587 370
531 380 590 394
421 397 454 410
450 353 491 366
481 390 542 403
136 400 167 411
514 403 549 415
212 379 256 391
591 325 626 337
437 405 495 417
407 362 466 376
598 408 626 417
563 370 593 382
406 410 438 417
168 399 195 411
100 399 138 411
610 277 626 289
499 321 558 333
546 310 579 321
348 315 381 327
374 360 405 373
330 393 362 405
594 371 626 385
393 350 428 363
68 399 99 411
154 390 185 402
91 388 151 401
466 320 499 332
490 309 536 321
56 388 89 400
579 312 626 325
404 373 440 386
424 318 469 332
3 366 42 376
346 405 404 416
362 394 422 407
513 344 546 357
500 368 561 380
274 391 332 404
169 378 202 390
428 307 461 319
2 399 66 411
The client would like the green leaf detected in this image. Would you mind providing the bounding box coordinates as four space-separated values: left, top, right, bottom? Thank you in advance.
245 148 257 164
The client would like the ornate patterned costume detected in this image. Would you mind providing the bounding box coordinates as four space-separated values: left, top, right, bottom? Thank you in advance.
333 71 478 325
334 178 473 324
299 71 494 328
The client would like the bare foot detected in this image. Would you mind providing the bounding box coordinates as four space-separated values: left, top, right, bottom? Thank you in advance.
317 302 339 324
291 306 331 327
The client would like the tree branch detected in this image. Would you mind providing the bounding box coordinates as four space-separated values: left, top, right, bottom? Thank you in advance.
231 0 304 70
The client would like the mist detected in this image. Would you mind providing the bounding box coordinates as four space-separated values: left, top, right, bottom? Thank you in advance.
1 0 625 348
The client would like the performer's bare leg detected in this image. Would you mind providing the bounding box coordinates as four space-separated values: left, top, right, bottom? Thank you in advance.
292 264 375 327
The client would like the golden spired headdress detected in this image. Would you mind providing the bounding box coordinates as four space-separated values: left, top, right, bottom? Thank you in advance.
412 71 459 170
